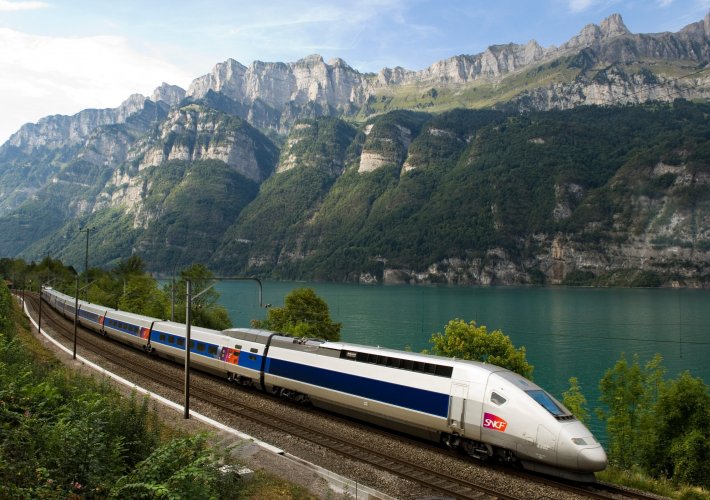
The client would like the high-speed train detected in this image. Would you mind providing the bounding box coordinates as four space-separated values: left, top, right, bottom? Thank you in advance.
42 286 607 481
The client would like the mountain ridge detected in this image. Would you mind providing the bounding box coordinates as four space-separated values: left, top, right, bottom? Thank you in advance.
6 11 710 155
0 12 708 287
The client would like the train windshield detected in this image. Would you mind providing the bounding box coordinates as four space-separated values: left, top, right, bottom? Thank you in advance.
526 390 566 417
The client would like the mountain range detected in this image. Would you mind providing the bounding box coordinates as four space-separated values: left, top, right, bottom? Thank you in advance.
0 13 708 287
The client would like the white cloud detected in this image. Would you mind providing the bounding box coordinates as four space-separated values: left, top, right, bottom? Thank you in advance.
0 28 193 144
0 0 49 11
657 0 674 5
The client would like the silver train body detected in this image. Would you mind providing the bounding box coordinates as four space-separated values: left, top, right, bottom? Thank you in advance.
42 286 607 481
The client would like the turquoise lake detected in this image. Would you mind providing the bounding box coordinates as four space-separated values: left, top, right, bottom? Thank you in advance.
215 281 709 441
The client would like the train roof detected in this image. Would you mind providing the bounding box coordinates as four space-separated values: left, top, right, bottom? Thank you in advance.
323 341 507 374
322 341 454 363
221 327 284 342
105 309 162 322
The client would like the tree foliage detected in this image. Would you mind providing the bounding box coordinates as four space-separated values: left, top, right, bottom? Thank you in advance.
428 319 533 378
562 376 590 426
110 434 241 499
166 263 233 330
118 275 169 319
597 352 710 488
252 287 342 341
642 371 710 487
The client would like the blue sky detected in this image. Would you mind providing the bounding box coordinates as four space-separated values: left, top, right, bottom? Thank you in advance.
0 0 708 144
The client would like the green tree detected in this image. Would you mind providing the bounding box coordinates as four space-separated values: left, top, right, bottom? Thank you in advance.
168 264 233 330
428 319 533 378
562 376 590 426
643 371 710 487
596 353 664 469
252 288 342 341
118 275 169 319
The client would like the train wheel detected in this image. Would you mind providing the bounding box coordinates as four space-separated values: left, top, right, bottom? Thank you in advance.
462 440 493 460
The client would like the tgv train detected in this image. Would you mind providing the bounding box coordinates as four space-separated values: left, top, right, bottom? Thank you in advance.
42 286 607 481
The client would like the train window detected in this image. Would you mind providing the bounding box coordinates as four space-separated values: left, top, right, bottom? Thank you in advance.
197 343 205 352
250 348 258 353
491 392 507 405
367 354 378 364
526 390 565 417
189 340 195 349
159 334 166 341
169 336 175 344
435 365 453 377
208 346 218 355
177 338 185 347
386 357 400 368
234 344 242 350
249 355 256 361
401 359 414 370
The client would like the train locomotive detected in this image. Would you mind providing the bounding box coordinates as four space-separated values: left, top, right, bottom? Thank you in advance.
41 286 607 481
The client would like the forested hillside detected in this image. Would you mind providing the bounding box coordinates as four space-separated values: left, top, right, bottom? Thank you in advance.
207 102 708 286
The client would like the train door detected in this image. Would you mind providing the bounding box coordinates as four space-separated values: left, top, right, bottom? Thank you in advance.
448 382 469 433
463 378 485 441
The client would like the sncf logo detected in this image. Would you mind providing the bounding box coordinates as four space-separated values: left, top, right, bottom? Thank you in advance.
483 412 508 432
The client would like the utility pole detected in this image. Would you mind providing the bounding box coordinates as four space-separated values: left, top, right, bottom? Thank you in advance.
79 227 93 295
184 279 192 419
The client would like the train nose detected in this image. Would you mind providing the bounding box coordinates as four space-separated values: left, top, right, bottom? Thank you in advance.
577 446 607 472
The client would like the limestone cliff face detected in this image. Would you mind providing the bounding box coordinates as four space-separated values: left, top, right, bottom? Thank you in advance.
182 14 710 127
188 55 368 113
358 119 417 173
3 93 168 154
130 104 275 183
151 83 186 107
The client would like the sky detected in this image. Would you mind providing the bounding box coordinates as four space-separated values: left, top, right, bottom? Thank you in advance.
0 0 708 144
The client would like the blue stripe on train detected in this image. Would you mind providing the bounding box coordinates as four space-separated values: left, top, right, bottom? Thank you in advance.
266 357 449 417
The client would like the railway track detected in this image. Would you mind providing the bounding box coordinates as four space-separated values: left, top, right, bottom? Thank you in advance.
21 294 661 500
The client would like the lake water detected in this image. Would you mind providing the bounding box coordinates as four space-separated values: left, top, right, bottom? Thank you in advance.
216 281 709 441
